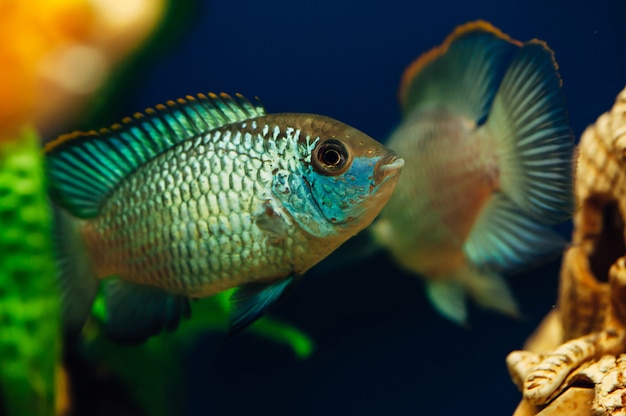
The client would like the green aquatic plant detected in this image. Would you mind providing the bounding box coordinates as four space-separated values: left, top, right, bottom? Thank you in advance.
0 128 315 416
81 290 313 416
0 128 61 416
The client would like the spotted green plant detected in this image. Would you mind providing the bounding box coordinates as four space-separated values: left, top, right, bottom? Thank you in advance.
0 128 60 416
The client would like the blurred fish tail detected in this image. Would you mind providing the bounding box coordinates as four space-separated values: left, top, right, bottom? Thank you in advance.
53 205 99 337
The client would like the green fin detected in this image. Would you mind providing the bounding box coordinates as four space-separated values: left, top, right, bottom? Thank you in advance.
229 275 297 336
102 279 191 344
53 204 99 336
399 21 518 122
425 280 467 325
464 194 566 272
45 92 266 218
485 40 574 223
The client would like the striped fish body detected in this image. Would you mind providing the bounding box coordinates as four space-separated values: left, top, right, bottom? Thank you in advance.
47 95 403 342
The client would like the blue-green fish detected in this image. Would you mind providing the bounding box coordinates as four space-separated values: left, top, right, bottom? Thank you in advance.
370 21 574 324
46 93 404 343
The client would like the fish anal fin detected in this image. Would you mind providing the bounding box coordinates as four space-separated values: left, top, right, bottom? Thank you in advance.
228 275 297 336
255 199 290 244
103 279 191 344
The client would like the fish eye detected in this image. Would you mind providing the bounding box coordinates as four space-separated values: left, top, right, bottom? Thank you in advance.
313 139 351 175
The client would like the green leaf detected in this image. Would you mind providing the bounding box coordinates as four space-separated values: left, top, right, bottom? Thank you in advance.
0 127 61 416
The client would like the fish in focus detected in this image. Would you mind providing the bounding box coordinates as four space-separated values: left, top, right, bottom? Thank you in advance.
46 92 404 343
370 21 574 324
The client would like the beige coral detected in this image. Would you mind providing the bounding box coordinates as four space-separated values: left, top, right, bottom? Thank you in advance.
508 86 626 416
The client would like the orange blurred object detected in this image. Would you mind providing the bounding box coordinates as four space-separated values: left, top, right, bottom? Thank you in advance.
0 0 164 140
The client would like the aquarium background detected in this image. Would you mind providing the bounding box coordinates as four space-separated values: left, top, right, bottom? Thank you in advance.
59 0 626 414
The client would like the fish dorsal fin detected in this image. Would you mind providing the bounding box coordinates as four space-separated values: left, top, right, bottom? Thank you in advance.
45 92 266 218
398 20 520 123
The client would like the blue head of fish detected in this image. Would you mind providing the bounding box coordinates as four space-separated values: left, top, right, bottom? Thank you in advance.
272 119 403 239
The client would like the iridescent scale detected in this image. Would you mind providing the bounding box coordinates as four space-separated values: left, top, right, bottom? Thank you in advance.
85 121 310 296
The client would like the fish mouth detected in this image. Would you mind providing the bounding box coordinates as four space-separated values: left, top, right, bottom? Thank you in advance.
374 152 404 184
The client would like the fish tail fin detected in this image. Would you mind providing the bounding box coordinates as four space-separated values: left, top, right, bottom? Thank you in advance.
53 205 99 336
426 264 520 325
484 37 574 223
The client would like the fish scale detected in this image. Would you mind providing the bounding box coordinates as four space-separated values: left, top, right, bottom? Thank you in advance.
84 123 305 296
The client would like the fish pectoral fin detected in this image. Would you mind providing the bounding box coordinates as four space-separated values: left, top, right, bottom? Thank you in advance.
255 200 290 243
425 280 468 325
102 279 191 345
228 275 297 336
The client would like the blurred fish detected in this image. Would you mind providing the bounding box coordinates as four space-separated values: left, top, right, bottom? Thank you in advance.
46 92 404 343
371 21 574 324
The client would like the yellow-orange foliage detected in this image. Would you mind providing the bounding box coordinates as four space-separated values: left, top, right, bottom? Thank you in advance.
0 0 96 139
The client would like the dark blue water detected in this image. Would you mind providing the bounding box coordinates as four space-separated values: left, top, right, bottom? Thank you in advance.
110 1 625 414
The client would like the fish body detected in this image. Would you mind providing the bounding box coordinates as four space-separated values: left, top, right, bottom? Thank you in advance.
371 21 574 323
376 110 494 274
47 94 403 342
